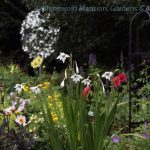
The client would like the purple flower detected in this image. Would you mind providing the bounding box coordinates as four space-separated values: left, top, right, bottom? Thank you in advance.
89 53 96 66
144 121 148 129
111 134 120 143
143 132 149 139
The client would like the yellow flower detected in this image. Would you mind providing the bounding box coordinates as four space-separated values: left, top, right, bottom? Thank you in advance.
49 103 53 107
38 82 50 89
37 84 43 88
31 60 39 69
48 95 52 101
51 113 58 122
41 82 50 89
35 56 43 64
22 84 30 92
58 102 62 108
53 93 61 101
31 56 43 69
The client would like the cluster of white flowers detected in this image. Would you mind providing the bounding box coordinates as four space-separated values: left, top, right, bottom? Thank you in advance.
20 9 59 58
57 53 92 86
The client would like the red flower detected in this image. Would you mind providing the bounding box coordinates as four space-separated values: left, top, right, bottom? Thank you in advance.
112 76 121 88
82 86 91 97
118 73 127 83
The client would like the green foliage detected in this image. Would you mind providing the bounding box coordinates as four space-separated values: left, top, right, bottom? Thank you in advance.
0 60 150 149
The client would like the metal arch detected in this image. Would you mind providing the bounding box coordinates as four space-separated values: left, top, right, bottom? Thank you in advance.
128 11 150 133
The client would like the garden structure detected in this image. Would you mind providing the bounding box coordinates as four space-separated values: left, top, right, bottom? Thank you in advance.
129 11 150 132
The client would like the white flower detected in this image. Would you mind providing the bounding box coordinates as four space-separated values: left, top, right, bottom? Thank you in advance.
10 92 15 97
37 49 54 58
60 69 68 88
65 69 67 79
33 134 39 139
30 114 37 121
16 104 25 113
38 118 44 123
7 92 16 100
82 77 91 86
14 84 23 93
97 74 100 77
4 101 17 115
101 72 113 81
15 115 26 126
30 86 41 94
57 52 70 63
88 111 94 117
3 108 12 115
60 78 65 88
75 61 79 74
20 99 31 105
21 9 59 58
15 99 29 113
71 73 83 83
12 101 17 107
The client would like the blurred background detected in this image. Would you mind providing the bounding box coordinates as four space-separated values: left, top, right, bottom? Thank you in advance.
0 0 150 71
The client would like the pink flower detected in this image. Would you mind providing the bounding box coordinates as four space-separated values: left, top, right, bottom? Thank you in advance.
112 76 121 88
3 102 17 116
15 115 26 126
82 86 91 97
118 73 127 83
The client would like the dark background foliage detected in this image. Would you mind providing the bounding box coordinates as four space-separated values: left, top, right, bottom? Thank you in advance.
0 0 150 69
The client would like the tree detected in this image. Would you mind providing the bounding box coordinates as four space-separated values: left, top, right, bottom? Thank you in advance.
0 0 28 62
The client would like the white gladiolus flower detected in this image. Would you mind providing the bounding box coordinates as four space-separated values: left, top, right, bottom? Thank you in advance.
60 69 68 88
97 74 105 93
75 61 79 74
101 72 113 81
82 77 91 86
88 111 94 117
97 74 100 77
30 86 41 94
57 52 70 63
60 78 65 88
71 73 83 83
14 84 23 93
65 69 67 79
